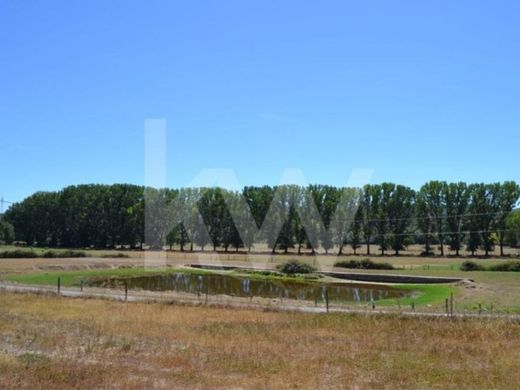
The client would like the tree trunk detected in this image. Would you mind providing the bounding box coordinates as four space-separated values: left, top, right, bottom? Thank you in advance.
298 244 302 255
338 244 343 256
500 238 505 257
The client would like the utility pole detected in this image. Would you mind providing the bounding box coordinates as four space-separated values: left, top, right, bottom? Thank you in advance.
0 197 13 214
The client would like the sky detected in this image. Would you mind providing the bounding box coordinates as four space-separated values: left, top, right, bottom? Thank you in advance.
1 0 520 204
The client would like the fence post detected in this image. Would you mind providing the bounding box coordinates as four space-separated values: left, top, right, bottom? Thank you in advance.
124 282 128 301
80 280 83 292
450 292 454 317
411 301 415 312
57 277 61 294
325 288 329 313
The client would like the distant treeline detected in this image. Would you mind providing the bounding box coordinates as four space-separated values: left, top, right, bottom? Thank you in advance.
2 182 520 256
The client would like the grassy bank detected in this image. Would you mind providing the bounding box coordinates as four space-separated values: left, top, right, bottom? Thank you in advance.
1 291 519 389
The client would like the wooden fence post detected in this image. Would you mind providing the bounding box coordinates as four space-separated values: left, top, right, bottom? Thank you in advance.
80 280 83 292
57 277 61 294
325 288 329 313
124 282 128 301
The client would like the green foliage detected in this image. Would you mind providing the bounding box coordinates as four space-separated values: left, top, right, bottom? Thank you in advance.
459 260 520 272
506 210 520 248
0 249 39 258
100 253 130 258
334 258 394 270
17 352 49 365
2 181 519 257
0 220 15 244
42 250 88 258
460 261 485 271
489 261 520 272
277 260 316 275
0 249 88 258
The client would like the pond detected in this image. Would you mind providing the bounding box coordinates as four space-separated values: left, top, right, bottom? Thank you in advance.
87 272 410 303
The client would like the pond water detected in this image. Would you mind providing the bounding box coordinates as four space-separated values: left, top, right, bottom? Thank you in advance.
88 272 409 303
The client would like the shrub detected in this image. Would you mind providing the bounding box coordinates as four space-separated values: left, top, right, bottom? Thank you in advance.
334 259 394 270
101 253 130 258
460 261 485 271
277 260 316 275
0 249 39 258
42 250 88 258
489 261 520 272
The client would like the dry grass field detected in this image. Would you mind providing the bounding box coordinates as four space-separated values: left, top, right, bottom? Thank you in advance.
1 291 520 389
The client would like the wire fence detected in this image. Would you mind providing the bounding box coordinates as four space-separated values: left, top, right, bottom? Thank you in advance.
2 276 512 319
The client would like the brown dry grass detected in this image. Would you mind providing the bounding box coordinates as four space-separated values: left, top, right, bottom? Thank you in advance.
1 291 519 389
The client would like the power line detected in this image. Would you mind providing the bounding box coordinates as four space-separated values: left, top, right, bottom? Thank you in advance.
0 197 14 213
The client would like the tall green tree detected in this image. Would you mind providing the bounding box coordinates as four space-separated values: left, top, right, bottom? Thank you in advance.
361 185 380 255
506 210 520 248
445 182 470 256
495 181 520 256
418 181 447 255
388 185 415 255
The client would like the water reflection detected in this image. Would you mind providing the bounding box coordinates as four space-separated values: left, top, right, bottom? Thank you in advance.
89 272 408 303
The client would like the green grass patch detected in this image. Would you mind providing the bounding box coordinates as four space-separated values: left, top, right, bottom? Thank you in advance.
2 267 212 287
376 284 457 307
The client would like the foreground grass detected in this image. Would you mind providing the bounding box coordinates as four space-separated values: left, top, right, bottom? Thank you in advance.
1 292 519 389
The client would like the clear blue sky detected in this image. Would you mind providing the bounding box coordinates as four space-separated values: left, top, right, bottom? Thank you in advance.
1 0 519 203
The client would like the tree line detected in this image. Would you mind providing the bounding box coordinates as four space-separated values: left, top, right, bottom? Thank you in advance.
3 181 520 256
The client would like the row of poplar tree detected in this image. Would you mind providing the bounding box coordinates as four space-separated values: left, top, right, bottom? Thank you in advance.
3 181 519 256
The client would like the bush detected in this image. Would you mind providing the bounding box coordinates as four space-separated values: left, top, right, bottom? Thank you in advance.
42 250 88 258
460 261 485 271
334 259 394 270
0 249 39 258
489 261 520 272
101 253 130 258
277 260 316 275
